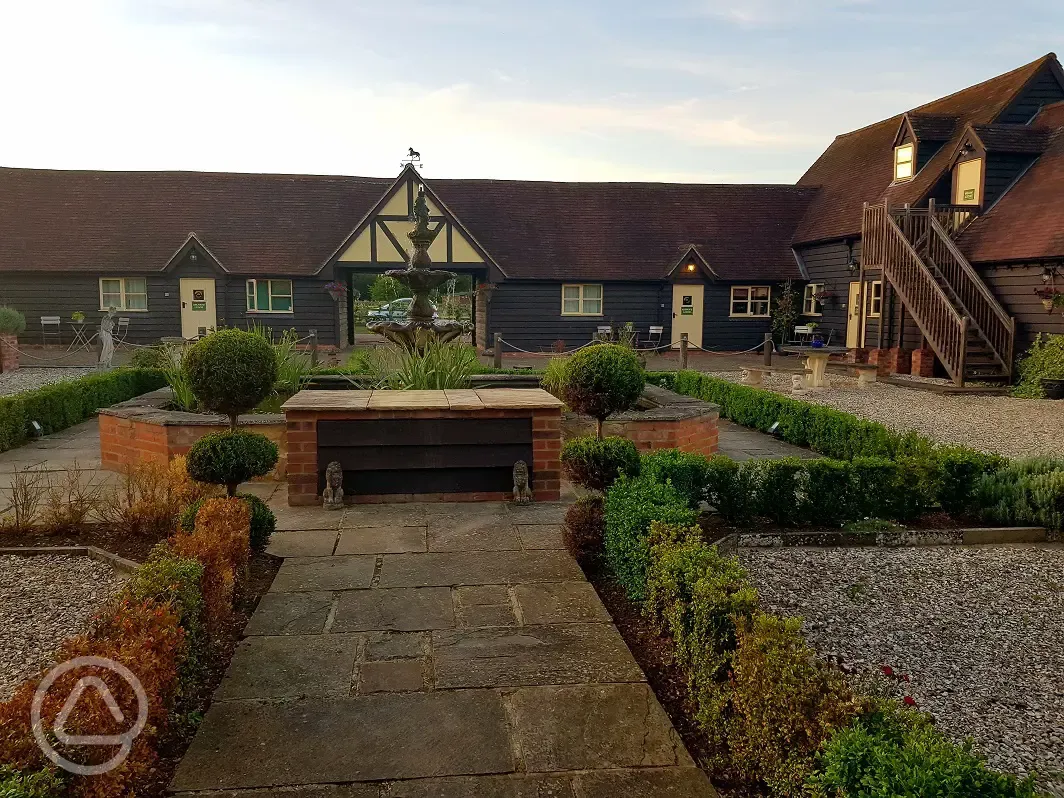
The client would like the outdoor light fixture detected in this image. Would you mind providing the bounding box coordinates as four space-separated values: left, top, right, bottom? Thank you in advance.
686 263 697 273
768 421 781 437
29 420 43 438
190 251 198 262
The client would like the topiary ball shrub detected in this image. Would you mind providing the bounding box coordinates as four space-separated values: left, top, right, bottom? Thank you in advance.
561 435 641 492
562 344 645 437
238 493 277 552
186 430 279 496
184 329 278 425
563 494 605 561
0 307 27 336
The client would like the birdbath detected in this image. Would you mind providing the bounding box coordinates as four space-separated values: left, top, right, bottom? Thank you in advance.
367 186 471 350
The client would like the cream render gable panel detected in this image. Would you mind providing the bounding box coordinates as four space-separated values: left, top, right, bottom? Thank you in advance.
337 171 484 265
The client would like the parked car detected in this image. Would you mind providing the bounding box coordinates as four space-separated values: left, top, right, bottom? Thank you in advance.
367 297 413 321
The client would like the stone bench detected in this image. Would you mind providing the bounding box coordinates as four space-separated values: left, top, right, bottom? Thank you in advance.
740 365 813 388
853 363 878 388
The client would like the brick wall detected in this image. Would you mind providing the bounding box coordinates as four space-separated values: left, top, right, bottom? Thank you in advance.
0 335 18 373
565 411 719 457
100 414 287 478
286 406 563 506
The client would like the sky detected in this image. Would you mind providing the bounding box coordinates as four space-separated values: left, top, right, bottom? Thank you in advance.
1 1 1061 183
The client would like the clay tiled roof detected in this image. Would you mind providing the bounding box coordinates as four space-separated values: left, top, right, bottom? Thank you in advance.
970 124 1053 153
0 167 393 275
432 179 817 281
959 105 1064 263
0 166 816 281
793 54 1059 245
907 113 958 141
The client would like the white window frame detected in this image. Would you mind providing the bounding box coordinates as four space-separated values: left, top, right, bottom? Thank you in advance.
730 285 771 318
868 280 883 318
803 283 823 316
98 277 148 312
561 284 603 317
246 279 295 314
894 143 915 182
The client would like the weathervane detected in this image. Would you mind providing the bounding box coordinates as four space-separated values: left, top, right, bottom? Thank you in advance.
401 147 423 171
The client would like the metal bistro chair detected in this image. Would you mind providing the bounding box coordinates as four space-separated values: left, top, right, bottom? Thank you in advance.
116 317 130 343
596 325 613 342
646 325 663 348
41 316 61 345
792 325 813 345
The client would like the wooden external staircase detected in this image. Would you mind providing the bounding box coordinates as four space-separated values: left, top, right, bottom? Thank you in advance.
862 200 1015 386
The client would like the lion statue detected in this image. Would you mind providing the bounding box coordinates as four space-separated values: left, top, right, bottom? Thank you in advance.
323 461 345 510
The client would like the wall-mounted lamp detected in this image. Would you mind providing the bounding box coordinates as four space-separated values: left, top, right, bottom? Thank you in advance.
189 251 199 262
845 239 859 273
685 263 697 273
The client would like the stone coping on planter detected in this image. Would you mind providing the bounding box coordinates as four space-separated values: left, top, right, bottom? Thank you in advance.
0 545 139 574
715 526 1056 550
282 387 564 412
100 388 285 426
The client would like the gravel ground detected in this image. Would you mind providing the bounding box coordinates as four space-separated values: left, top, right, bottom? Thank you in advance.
739 545 1064 794
0 555 125 700
709 370 1064 458
0 367 96 397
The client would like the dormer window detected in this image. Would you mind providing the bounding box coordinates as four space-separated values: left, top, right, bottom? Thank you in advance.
894 143 915 181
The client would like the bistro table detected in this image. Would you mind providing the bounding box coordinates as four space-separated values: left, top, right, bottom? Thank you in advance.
781 345 849 389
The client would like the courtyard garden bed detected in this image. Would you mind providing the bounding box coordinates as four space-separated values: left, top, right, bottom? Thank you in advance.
738 544 1064 796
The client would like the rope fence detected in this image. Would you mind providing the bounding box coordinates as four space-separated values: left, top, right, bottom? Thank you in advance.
496 335 778 358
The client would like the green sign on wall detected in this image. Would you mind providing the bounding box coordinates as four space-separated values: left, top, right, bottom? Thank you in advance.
681 307 694 315
192 302 207 311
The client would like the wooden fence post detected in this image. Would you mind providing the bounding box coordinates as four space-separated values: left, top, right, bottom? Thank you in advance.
493 333 503 370
680 334 689 370
309 329 318 367
763 332 773 366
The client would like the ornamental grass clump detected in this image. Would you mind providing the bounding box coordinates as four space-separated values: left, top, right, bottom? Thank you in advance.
561 343 645 438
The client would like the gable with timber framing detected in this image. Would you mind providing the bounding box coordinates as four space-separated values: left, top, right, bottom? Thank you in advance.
334 166 493 269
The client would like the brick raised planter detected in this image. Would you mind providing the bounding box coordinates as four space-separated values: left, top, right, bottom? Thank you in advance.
99 389 286 479
0 335 18 373
282 388 563 506
563 385 719 456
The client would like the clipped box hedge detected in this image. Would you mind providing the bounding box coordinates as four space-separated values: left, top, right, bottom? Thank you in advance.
0 367 165 453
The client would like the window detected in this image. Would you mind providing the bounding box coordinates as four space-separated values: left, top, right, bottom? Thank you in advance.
561 284 603 316
803 283 823 316
730 286 771 317
246 279 294 312
868 281 883 317
99 277 148 311
894 143 915 181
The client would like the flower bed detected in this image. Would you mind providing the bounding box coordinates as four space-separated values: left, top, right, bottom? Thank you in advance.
582 449 1042 796
99 389 286 481
0 482 272 797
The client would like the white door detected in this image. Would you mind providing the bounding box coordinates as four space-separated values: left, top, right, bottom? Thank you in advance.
180 279 218 339
846 281 861 349
671 284 704 348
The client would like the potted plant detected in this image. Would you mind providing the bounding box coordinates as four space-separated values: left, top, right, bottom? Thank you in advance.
71 311 85 324
812 289 838 306
323 281 347 302
1034 287 1063 313
0 306 26 373
808 321 825 348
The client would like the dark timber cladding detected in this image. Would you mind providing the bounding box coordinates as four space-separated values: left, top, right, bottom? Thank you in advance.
316 418 533 495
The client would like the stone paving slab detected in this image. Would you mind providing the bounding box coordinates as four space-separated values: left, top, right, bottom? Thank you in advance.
243 591 334 635
273 555 377 592
379 551 583 588
342 503 435 528
269 502 345 531
508 684 691 772
268 529 339 558
358 659 428 693
332 587 456 632
336 525 428 554
428 512 522 552
514 582 611 625
215 634 362 701
515 524 566 550
379 774 576 797
506 502 569 524
365 630 429 660
575 768 717 797
170 691 515 791
432 624 643 688
173 786 377 798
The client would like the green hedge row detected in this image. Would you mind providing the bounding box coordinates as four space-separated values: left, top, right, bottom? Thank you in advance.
634 522 1038 796
0 368 166 453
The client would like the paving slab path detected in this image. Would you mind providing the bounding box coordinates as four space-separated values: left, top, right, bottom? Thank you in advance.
171 500 716 797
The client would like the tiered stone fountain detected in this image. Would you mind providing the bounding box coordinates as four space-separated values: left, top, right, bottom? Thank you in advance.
366 186 470 350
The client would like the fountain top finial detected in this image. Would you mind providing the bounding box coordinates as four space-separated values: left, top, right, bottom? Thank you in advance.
408 186 434 260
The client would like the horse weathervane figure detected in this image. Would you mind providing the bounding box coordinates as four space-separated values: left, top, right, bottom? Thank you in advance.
401 147 423 170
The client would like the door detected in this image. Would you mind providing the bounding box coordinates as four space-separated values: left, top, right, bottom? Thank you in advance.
952 158 983 229
845 281 862 348
180 278 217 339
671 284 704 348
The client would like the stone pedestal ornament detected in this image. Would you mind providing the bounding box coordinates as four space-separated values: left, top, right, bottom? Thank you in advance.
366 185 471 351
512 460 533 504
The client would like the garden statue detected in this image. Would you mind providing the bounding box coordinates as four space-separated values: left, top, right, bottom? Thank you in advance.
791 374 807 394
323 461 345 510
98 309 116 369
512 460 532 504
366 184 471 351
